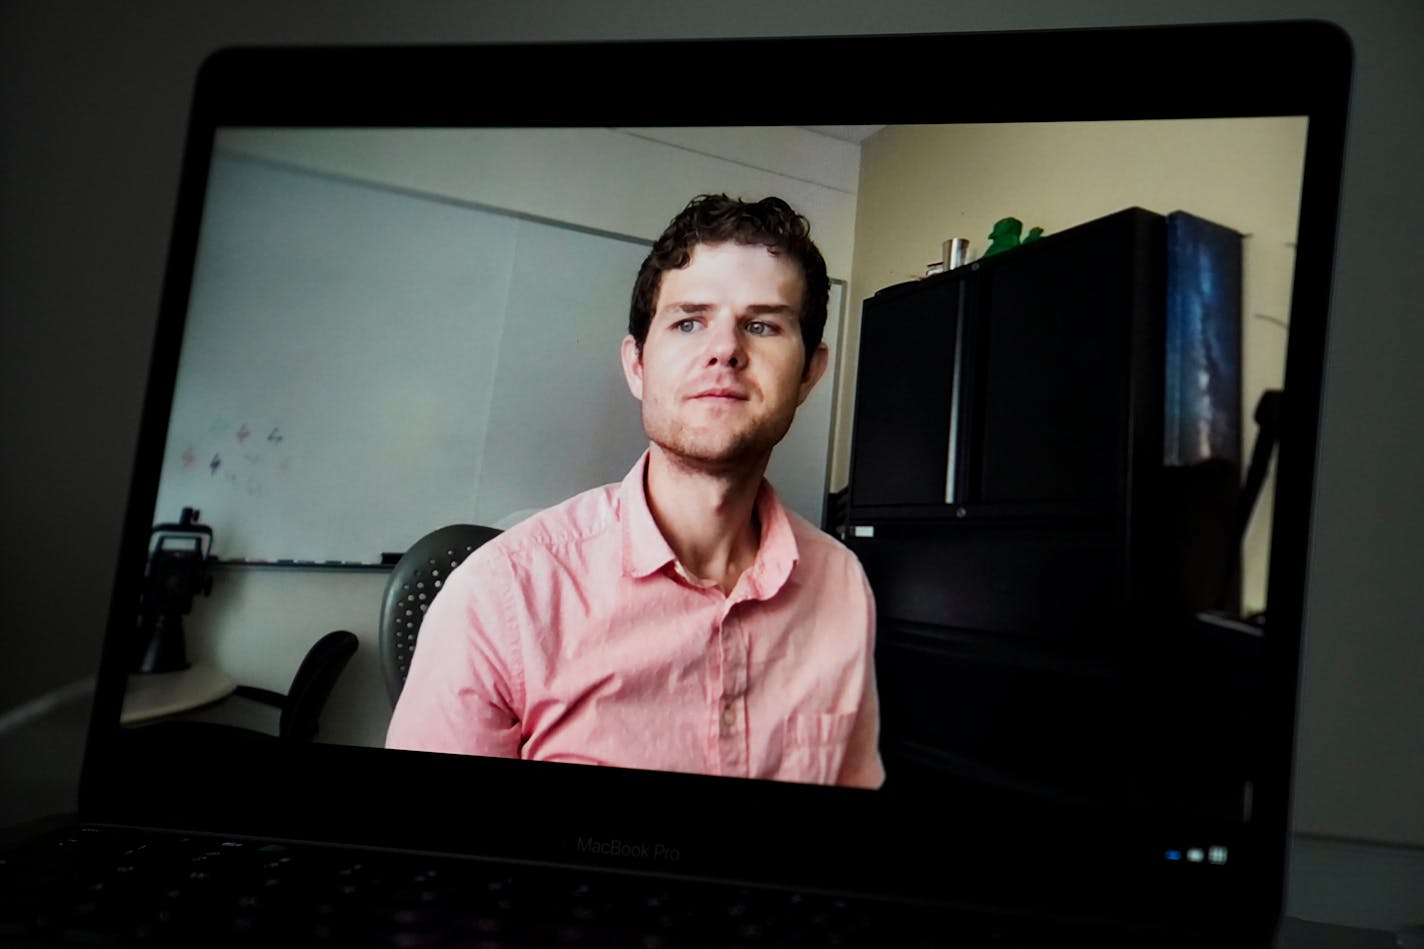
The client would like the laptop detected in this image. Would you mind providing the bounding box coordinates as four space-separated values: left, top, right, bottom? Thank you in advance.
1 20 1351 947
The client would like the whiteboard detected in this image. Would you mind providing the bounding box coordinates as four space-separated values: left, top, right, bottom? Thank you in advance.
153 153 841 561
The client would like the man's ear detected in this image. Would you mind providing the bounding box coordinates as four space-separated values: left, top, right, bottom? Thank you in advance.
620 334 645 401
796 342 830 406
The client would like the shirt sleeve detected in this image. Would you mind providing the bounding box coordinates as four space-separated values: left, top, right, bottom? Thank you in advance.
385 544 525 757
836 572 886 789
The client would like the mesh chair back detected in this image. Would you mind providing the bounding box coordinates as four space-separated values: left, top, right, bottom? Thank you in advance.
380 524 501 703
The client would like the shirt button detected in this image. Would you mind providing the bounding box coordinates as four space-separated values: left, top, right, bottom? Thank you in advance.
721 705 736 727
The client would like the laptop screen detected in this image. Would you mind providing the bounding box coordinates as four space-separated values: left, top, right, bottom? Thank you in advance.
140 115 1303 759
90 24 1351 939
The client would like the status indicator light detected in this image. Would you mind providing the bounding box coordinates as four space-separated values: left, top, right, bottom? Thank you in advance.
1209 847 1228 865
1186 849 1205 863
1165 850 1183 861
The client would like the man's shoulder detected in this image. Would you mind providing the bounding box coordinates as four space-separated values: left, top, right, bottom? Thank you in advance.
480 481 622 565
779 503 869 582
774 503 876 639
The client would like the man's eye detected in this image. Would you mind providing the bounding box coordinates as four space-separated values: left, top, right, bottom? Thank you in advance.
675 319 698 332
746 321 774 336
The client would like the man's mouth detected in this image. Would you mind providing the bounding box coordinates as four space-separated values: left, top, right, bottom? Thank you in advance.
691 388 749 401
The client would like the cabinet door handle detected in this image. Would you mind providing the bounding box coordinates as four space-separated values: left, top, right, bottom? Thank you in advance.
945 281 966 504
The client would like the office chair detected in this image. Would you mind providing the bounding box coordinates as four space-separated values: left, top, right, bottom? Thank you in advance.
228 629 360 741
143 629 359 745
380 524 501 703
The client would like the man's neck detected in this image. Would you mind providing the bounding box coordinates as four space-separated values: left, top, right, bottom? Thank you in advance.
643 444 766 595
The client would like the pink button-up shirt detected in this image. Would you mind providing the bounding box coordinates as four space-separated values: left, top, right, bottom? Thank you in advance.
386 452 883 788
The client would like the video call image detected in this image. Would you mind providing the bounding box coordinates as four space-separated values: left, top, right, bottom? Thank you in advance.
124 120 1309 814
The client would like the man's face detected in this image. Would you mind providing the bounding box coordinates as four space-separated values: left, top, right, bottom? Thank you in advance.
621 241 829 473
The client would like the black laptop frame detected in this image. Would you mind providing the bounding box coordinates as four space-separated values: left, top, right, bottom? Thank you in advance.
81 20 1351 940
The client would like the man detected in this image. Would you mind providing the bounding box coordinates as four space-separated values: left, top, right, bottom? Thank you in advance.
387 194 883 788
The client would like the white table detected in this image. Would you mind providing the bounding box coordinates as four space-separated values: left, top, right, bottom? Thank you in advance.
119 663 235 725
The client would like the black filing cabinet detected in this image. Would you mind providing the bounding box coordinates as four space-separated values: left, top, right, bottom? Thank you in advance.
847 207 1258 818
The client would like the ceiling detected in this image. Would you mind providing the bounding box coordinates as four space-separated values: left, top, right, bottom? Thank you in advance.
802 125 885 144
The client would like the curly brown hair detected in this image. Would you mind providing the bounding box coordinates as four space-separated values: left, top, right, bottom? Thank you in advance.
628 195 829 375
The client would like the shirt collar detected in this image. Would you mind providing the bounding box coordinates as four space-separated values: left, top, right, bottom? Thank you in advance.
618 450 800 599
620 451 679 580
743 479 798 600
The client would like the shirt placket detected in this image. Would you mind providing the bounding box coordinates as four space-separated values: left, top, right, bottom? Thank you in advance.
715 598 751 778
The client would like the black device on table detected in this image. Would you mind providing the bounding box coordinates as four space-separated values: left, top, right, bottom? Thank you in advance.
135 507 215 675
0 21 1351 947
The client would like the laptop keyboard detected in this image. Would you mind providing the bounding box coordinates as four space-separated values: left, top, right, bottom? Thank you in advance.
0 825 955 947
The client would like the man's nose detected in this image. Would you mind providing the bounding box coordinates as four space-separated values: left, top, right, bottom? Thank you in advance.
704 316 746 368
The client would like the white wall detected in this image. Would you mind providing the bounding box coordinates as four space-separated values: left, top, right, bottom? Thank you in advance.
218 126 858 532
222 127 860 275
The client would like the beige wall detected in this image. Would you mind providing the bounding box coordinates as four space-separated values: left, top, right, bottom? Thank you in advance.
839 118 1308 614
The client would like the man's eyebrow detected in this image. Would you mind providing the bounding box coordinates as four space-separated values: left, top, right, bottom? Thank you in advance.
662 302 715 315
657 302 798 319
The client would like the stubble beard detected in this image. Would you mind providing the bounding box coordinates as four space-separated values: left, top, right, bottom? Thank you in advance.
642 402 794 476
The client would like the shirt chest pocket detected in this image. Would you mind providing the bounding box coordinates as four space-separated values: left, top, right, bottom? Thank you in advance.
780 711 856 786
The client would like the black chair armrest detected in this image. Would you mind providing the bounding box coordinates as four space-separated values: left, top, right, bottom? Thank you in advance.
231 685 286 709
